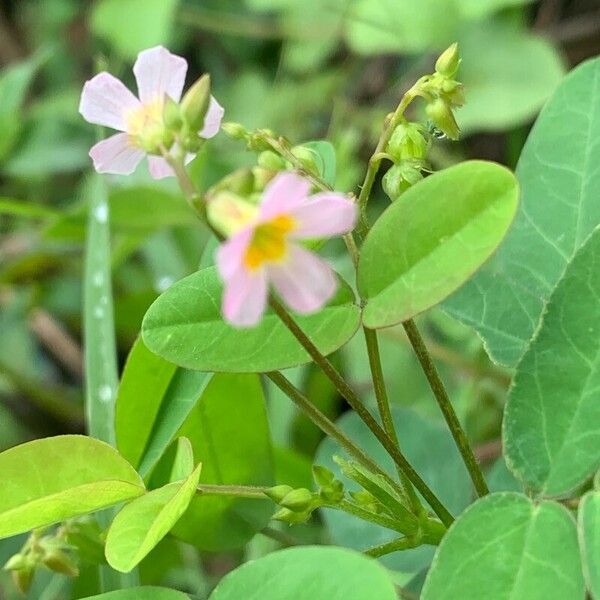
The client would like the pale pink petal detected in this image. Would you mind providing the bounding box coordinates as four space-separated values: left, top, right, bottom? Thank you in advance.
259 172 311 222
133 46 188 103
269 243 337 314
289 192 358 239
147 149 195 180
199 96 225 138
216 229 253 279
221 266 268 327
79 72 140 131
89 133 144 175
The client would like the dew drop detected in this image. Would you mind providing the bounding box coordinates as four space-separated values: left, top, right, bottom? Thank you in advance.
94 203 108 223
98 385 113 403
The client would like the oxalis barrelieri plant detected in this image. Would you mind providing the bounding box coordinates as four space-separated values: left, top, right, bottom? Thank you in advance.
1 41 599 600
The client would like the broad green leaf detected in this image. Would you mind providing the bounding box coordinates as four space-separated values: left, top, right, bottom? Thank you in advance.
82 588 189 600
172 374 274 551
148 437 194 489
142 266 361 372
456 23 565 132
503 227 600 496
422 493 584 600
315 407 471 573
105 464 201 572
210 546 397 599
358 161 519 329
345 0 460 55
116 338 210 477
0 435 144 539
303 140 336 188
445 58 600 366
579 491 600 599
91 0 180 59
0 198 59 220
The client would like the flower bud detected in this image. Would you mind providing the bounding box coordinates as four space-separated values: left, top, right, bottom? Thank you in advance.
265 485 294 504
387 121 429 162
207 191 258 237
435 43 460 78
181 74 211 132
163 95 182 131
441 79 465 108
248 129 275 152
42 550 79 577
291 146 319 176
222 122 248 140
12 567 34 594
312 465 335 488
279 488 314 512
319 479 344 504
383 164 424 200
257 150 287 171
426 98 460 141
4 554 27 571
252 166 276 191
272 507 312 525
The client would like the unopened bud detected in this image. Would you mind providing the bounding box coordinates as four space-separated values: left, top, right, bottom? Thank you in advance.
252 166 276 191
383 164 423 200
387 121 429 161
181 74 211 132
435 43 460 78
319 479 344 504
207 191 258 236
222 122 248 140
265 485 294 504
426 98 460 141
441 79 465 108
291 146 318 176
258 150 287 171
312 465 335 488
279 488 314 512
42 550 79 578
12 568 34 595
272 507 312 525
4 554 27 571
163 95 182 131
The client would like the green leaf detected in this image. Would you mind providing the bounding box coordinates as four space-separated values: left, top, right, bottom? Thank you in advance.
303 141 336 188
422 493 584 600
456 22 565 132
445 57 600 366
91 0 180 59
172 374 275 551
142 266 361 372
579 491 600 599
105 464 201 572
0 435 145 539
315 407 471 573
358 161 519 329
0 198 59 220
209 546 397 599
116 338 210 477
457 0 535 18
345 0 460 55
503 227 600 496
81 587 189 600
148 437 195 489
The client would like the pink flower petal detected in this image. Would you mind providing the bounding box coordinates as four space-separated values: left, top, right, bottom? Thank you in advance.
221 266 268 327
89 133 144 175
79 72 140 131
133 46 188 104
216 229 253 279
147 149 195 180
259 172 311 222
269 243 337 314
199 96 225 138
289 192 358 239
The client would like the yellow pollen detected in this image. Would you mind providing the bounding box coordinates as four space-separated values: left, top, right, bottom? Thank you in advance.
244 215 296 270
125 97 165 141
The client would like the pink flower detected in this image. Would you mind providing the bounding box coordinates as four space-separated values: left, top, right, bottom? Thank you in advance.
216 172 357 327
79 46 224 179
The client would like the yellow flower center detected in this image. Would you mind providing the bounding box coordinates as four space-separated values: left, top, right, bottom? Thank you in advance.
126 97 164 138
244 215 296 271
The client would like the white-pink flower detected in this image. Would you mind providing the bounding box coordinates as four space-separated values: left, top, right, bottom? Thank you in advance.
216 172 357 327
79 46 224 179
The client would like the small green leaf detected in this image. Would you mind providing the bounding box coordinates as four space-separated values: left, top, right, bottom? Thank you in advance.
445 57 600 366
0 435 144 539
579 491 600 599
209 546 397 599
91 0 180 59
504 227 600 496
172 374 274 551
148 437 195 489
422 493 584 600
106 464 201 573
358 161 519 329
142 266 360 372
81 588 190 600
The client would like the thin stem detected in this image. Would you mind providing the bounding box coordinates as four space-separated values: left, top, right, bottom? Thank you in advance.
363 328 422 514
196 484 268 499
266 371 410 508
334 500 411 535
403 319 489 497
260 526 300 547
364 535 421 558
269 299 454 527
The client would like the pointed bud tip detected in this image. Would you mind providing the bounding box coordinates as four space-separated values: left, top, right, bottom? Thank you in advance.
435 43 461 78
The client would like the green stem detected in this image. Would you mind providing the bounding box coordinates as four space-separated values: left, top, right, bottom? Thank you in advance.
403 319 489 497
334 500 412 535
364 535 421 558
363 328 422 514
267 371 409 507
269 299 454 527
260 526 300 547
196 484 268 499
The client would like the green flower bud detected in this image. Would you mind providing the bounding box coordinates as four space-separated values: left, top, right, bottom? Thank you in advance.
312 465 335 488
42 550 79 578
265 485 294 504
258 150 287 171
252 166 276 191
163 95 182 131
207 191 258 237
291 146 319 176
248 129 276 152
435 43 460 78
426 98 460 141
319 479 344 504
387 121 429 162
272 507 313 525
4 554 27 571
441 79 465 108
383 163 424 200
12 567 34 595
222 122 248 140
181 74 211 132
279 488 315 512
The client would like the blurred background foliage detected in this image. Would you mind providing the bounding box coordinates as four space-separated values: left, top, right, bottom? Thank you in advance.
0 0 598 597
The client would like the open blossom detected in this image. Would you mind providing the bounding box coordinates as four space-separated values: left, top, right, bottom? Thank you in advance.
216 172 357 327
79 46 224 179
